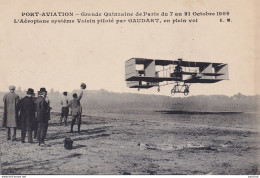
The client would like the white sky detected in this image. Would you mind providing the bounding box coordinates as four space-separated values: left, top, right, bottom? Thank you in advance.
0 0 258 96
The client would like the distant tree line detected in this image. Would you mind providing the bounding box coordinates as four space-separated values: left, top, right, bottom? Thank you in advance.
0 89 258 112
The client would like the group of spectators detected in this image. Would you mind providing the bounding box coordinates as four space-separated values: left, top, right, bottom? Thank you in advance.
1 84 85 146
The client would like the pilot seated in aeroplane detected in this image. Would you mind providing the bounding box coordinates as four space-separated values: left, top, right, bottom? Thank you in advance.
171 63 182 80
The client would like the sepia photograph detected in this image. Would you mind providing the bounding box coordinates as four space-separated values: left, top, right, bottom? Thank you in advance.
0 0 259 176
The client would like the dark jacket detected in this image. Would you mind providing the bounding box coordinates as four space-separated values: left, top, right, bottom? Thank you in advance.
19 96 35 130
69 91 83 116
35 96 49 123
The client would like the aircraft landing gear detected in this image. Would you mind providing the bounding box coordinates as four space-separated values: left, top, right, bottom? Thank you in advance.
184 87 189 96
171 82 190 96
171 85 176 96
157 87 160 92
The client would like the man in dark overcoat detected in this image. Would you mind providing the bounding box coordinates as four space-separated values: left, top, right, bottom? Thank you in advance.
19 88 35 143
35 88 49 146
2 85 20 141
41 88 51 141
32 92 38 139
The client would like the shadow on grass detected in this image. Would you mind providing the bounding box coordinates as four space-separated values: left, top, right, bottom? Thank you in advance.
156 110 243 115
47 126 111 141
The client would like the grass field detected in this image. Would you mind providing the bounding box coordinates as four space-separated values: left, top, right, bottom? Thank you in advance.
0 108 260 175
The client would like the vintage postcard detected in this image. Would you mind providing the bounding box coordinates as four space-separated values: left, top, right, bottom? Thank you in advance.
0 0 259 176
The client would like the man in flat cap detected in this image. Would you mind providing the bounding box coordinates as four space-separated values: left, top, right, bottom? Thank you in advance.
19 88 35 143
35 88 50 145
1 85 20 141
59 91 69 126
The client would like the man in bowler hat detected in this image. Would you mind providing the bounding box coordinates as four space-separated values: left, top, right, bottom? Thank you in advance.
1 85 20 141
35 88 49 145
19 88 35 143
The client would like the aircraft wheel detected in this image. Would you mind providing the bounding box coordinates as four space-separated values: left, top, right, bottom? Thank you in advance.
157 87 160 92
184 88 189 96
138 88 140 91
171 88 176 96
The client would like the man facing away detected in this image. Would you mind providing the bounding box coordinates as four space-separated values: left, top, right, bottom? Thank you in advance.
60 91 69 126
35 88 49 145
68 86 84 133
20 88 35 143
1 85 20 141
32 92 38 139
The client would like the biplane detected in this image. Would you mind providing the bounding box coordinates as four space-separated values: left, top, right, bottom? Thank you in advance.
125 58 229 96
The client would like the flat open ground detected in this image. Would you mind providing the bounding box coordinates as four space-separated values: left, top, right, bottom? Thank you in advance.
1 108 260 175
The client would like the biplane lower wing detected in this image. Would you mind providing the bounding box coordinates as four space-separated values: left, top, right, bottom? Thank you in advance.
202 73 224 76
126 75 222 84
126 80 159 89
184 79 222 83
126 76 182 82
175 71 224 76
129 85 154 89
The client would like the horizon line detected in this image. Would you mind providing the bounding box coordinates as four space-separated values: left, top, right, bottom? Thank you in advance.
0 89 257 97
